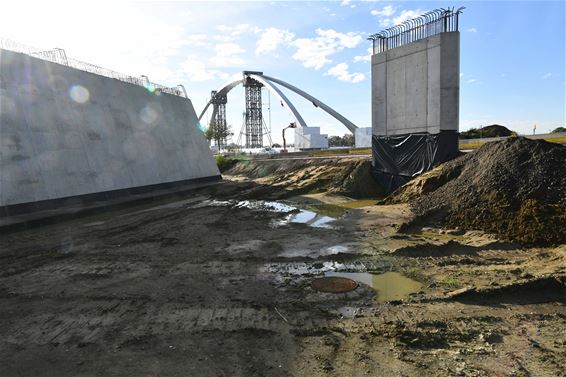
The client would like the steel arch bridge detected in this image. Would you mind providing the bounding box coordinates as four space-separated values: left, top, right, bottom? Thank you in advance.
198 71 358 148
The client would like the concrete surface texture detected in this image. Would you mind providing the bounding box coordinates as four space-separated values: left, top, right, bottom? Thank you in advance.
355 127 372 148
0 48 220 207
372 32 460 136
294 126 328 149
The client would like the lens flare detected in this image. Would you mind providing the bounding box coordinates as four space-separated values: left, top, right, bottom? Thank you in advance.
140 105 158 124
69 85 89 104
143 82 156 93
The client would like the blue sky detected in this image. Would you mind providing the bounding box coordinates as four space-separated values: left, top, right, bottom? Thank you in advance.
1 0 564 144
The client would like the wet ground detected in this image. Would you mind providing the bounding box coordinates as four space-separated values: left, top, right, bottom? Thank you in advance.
0 179 565 377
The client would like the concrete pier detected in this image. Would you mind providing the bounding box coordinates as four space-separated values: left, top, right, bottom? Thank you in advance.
370 31 460 192
0 48 220 219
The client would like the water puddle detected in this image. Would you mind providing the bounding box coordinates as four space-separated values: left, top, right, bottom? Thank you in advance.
288 210 335 229
187 199 339 229
261 261 347 276
339 199 379 209
278 245 350 258
82 220 106 227
301 203 346 218
324 271 423 303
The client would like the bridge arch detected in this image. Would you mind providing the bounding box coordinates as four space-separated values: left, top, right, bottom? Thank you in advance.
198 73 357 134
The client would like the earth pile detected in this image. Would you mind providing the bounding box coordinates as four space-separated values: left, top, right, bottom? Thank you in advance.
224 157 384 198
389 138 566 245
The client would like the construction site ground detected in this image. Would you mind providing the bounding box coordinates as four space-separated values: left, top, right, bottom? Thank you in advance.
1 158 565 377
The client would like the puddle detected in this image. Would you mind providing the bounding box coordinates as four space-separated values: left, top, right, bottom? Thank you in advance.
82 220 106 227
261 261 347 276
339 199 379 209
302 203 345 218
336 306 363 319
272 208 336 229
278 245 350 258
273 210 336 229
290 210 335 228
188 199 338 229
234 200 296 212
324 271 423 303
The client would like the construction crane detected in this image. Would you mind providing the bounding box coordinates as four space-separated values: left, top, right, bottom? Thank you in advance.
282 122 297 153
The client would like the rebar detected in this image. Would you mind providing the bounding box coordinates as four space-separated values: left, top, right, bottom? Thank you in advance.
0 38 187 98
368 7 465 54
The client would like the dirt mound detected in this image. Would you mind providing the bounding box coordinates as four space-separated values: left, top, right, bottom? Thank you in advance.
225 158 384 198
448 276 566 305
390 138 566 245
459 124 514 139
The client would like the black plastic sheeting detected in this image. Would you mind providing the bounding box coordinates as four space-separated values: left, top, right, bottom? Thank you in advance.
372 131 459 193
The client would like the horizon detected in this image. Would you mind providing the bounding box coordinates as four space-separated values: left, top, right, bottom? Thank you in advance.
1 0 564 144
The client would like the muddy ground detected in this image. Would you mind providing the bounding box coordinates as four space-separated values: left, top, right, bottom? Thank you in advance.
1 160 565 377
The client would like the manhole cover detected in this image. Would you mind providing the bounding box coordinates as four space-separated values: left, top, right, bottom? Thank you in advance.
311 277 358 293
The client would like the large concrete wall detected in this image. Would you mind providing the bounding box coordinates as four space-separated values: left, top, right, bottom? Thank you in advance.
372 32 459 136
0 49 220 210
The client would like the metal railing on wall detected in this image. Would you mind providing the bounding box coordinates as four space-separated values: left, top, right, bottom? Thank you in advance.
368 7 465 54
0 38 188 98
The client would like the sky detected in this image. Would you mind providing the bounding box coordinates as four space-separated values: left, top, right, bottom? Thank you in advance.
1 0 564 145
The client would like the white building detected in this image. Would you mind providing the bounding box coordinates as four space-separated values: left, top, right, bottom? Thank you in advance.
355 127 372 148
294 127 328 150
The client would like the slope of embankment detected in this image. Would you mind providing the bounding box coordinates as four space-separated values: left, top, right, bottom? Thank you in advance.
224 157 384 198
388 138 566 245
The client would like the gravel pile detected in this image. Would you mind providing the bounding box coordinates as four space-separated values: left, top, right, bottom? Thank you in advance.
404 138 566 245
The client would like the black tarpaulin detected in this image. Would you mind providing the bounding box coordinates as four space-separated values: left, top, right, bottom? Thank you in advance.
372 131 459 193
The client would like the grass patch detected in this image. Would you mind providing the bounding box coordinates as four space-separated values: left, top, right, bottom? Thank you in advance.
440 275 461 289
214 155 238 172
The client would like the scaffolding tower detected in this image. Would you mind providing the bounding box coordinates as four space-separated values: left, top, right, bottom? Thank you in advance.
209 90 228 150
243 71 264 148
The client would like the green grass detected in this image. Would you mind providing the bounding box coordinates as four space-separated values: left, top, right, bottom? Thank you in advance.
214 155 238 172
441 275 461 289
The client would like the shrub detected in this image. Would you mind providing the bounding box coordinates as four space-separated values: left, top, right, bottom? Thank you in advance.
214 155 238 172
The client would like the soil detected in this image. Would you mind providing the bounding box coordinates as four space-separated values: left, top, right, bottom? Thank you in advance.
1 155 565 377
225 156 384 199
388 138 566 246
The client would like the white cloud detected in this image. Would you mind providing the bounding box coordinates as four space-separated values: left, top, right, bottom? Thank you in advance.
184 34 208 47
353 47 373 63
376 8 424 28
256 28 295 55
466 78 478 84
466 27 478 33
181 57 230 82
292 29 362 70
542 73 552 79
339 0 356 7
211 43 245 67
0 2 190 85
370 5 395 17
325 62 365 83
392 9 424 25
217 24 261 37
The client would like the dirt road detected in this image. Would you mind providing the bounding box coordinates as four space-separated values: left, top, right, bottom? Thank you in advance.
1 175 564 377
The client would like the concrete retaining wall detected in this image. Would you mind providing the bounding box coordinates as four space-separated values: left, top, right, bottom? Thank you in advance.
0 49 220 210
372 32 459 136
